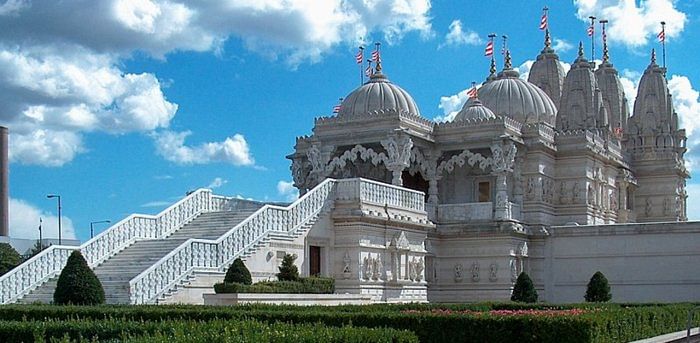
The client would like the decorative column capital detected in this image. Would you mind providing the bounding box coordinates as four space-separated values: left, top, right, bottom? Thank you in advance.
381 132 413 185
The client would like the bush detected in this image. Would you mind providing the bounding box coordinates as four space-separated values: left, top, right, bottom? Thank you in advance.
0 318 418 343
277 253 299 281
53 250 105 305
0 303 697 343
215 277 334 294
0 243 21 276
224 258 252 285
585 271 612 302
511 272 538 303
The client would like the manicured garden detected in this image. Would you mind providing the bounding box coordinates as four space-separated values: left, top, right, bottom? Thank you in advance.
0 302 697 342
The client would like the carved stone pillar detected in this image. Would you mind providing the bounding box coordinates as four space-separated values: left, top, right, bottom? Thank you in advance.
381 133 413 186
306 143 333 188
490 140 517 221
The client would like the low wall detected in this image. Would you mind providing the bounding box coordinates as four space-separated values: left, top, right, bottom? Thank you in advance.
538 221 700 303
203 293 374 306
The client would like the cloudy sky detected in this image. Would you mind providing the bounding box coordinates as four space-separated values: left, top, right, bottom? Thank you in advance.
2 0 699 242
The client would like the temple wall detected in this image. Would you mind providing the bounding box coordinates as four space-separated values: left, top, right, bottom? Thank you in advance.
535 221 700 303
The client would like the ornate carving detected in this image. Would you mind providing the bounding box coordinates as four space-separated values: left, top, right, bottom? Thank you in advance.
342 251 351 278
471 261 480 282
415 257 424 282
391 231 410 250
326 144 387 175
381 133 413 185
363 256 372 280
454 263 463 282
437 149 491 177
645 198 653 217
489 263 498 282
509 259 518 282
372 256 383 280
490 140 517 173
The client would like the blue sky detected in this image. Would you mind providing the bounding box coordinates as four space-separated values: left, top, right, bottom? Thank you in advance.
2 0 699 242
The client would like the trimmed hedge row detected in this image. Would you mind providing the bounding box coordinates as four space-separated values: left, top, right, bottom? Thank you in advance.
0 318 418 343
214 276 334 294
0 303 697 343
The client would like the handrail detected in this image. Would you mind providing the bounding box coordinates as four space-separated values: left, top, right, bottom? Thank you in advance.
128 178 337 304
0 188 214 304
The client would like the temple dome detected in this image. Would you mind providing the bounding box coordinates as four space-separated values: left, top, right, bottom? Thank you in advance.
454 98 496 121
337 72 421 118
479 69 558 126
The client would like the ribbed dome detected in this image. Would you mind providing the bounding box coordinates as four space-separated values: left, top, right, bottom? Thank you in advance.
454 98 496 121
337 73 421 118
479 72 557 126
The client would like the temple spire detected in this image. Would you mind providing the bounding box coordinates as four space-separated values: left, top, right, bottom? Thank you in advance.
504 49 512 70
577 41 585 60
487 56 497 80
600 19 609 64
650 48 657 66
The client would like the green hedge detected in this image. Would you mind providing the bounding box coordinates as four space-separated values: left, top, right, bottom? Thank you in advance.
0 303 697 343
214 276 334 294
0 318 418 343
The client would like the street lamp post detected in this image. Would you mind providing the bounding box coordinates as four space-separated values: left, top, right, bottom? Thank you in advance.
90 220 110 239
46 194 61 245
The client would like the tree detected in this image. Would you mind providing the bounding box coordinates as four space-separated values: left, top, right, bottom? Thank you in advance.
511 272 538 303
0 243 22 276
585 271 612 302
277 254 299 281
24 241 49 261
54 250 105 305
224 258 252 285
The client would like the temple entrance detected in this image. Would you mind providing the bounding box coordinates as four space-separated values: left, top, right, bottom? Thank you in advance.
309 246 321 276
402 170 429 199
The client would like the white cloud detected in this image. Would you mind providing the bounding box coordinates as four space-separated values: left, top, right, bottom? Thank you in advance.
140 200 171 208
207 177 228 189
10 198 77 240
668 75 700 169
573 0 686 47
277 180 299 202
686 183 700 220
440 20 481 48
0 47 177 166
552 38 573 53
0 0 434 166
436 87 473 122
153 130 255 166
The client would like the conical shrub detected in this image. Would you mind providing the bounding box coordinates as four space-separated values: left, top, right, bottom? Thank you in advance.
511 272 538 303
54 250 105 305
224 258 252 285
277 254 299 281
585 271 612 302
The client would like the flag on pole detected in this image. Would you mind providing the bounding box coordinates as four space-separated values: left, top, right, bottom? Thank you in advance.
587 24 594 37
540 12 548 30
333 104 341 113
355 48 363 64
657 29 665 42
365 64 373 77
484 40 494 56
467 86 477 98
371 49 381 62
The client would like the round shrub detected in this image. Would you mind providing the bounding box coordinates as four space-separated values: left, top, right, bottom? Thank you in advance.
511 272 538 303
0 243 21 276
277 254 299 281
224 258 252 285
585 271 612 302
54 250 105 305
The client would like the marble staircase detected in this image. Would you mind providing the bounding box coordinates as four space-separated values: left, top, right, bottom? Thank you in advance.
19 210 259 304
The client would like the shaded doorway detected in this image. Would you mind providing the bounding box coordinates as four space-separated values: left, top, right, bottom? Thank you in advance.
309 246 321 276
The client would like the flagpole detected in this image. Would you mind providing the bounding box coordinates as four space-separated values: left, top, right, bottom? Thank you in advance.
589 16 596 62
661 21 666 70
501 35 508 67
359 46 364 85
